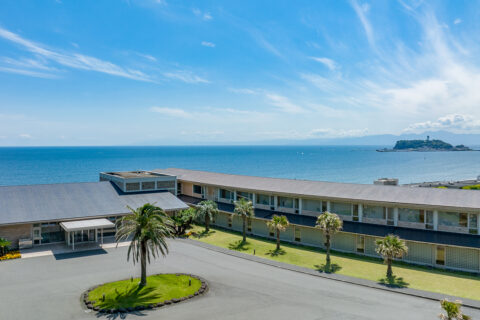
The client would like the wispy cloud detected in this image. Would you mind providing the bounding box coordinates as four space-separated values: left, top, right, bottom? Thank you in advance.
0 27 152 81
350 0 375 48
454 18 462 25
193 8 212 21
310 57 337 70
264 93 306 114
201 41 215 48
309 128 369 138
19 133 33 139
163 70 209 84
150 107 191 118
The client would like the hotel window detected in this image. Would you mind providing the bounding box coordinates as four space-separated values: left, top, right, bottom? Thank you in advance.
294 227 301 242
436 246 445 265
278 196 294 208
142 181 155 190
356 235 365 253
438 211 468 227
228 215 233 228
220 189 233 200
237 191 253 201
177 182 182 195
322 201 328 213
33 229 41 238
330 202 352 216
247 219 252 232
352 205 359 221
256 194 270 206
386 208 394 225
193 184 203 195
398 208 424 223
363 205 385 220
425 211 434 229
125 182 140 191
303 199 322 212
469 214 478 234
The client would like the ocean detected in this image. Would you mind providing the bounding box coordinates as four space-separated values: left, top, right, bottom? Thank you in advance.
0 146 480 186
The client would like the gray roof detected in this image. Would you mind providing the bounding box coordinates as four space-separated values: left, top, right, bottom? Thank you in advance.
0 181 188 225
153 168 480 211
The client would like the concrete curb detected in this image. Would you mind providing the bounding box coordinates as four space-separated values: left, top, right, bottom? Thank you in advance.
179 238 480 310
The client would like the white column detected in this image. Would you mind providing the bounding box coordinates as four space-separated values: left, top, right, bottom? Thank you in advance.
101 228 104 245
433 210 439 231
273 196 278 210
233 190 237 202
252 193 256 207
298 198 302 215
393 208 399 226
327 201 331 212
72 232 75 250
358 204 363 222
95 228 98 242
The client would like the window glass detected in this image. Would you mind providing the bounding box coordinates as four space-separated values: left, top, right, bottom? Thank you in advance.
363 205 385 219
220 189 232 199
303 199 322 212
469 214 478 232
330 202 351 216
398 208 424 223
438 211 466 227
278 196 294 208
256 194 270 205
193 185 203 194
237 191 253 200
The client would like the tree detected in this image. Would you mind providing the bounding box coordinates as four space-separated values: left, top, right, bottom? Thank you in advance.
375 234 408 279
172 207 196 235
0 237 11 256
195 200 218 232
234 197 255 242
316 212 342 272
116 203 174 287
267 215 289 250
439 299 471 320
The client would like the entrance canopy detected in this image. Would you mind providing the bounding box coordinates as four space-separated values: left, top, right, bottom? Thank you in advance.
60 218 114 232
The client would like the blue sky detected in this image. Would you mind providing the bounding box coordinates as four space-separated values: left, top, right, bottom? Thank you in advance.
1 0 480 145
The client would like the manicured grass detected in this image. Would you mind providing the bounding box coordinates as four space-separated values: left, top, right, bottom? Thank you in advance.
190 225 480 301
88 274 201 309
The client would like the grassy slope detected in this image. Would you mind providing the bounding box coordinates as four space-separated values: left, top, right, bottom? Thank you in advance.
190 225 480 301
89 274 201 309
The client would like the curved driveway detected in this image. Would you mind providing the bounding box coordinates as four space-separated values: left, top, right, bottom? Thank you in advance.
1 240 478 320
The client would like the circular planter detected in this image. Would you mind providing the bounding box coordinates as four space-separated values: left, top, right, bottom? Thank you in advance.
82 273 208 314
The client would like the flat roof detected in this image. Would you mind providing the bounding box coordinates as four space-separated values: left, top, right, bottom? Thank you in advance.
103 171 171 179
0 181 189 225
153 168 480 211
60 218 114 232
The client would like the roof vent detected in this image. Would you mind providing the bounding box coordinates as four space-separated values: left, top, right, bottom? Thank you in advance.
374 178 399 186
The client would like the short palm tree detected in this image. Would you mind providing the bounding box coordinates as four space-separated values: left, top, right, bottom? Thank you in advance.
375 234 408 279
0 237 11 256
234 197 255 242
195 200 218 232
439 299 471 320
267 215 289 250
116 203 174 287
316 212 342 272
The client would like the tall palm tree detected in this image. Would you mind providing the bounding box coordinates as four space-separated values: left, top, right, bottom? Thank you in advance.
316 211 342 272
0 237 11 256
196 200 218 232
116 203 174 287
234 197 255 242
375 234 408 279
267 215 289 250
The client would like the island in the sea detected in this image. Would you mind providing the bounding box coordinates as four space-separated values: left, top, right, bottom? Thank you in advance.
377 136 473 152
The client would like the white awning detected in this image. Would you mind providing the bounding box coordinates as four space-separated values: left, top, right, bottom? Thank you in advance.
60 218 114 232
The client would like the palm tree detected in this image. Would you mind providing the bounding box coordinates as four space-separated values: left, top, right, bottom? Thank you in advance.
439 299 471 320
267 215 289 250
375 234 408 279
316 212 342 272
195 200 218 232
0 237 10 256
116 203 174 287
234 197 254 242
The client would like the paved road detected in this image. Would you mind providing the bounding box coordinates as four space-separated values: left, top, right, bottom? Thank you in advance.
1 240 478 320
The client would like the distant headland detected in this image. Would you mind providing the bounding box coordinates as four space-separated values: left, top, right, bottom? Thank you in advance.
377 136 473 152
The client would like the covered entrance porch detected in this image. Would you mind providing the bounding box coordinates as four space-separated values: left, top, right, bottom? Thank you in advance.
60 218 115 250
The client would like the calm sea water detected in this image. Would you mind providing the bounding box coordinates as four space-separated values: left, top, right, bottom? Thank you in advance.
0 146 480 186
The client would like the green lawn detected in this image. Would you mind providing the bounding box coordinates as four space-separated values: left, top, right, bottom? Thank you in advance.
88 274 201 309
190 225 480 301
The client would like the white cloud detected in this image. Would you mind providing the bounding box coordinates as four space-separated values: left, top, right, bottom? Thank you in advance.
404 114 480 132
350 0 375 48
193 8 212 21
163 70 209 84
0 27 152 81
228 88 259 95
19 133 32 139
454 18 462 25
201 41 215 48
150 107 191 118
309 128 369 138
310 57 337 70
264 93 306 114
